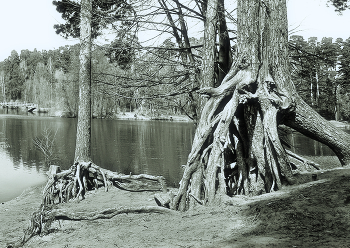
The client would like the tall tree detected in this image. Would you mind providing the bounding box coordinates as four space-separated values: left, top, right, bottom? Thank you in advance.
53 0 133 39
53 0 133 161
74 0 92 162
171 0 350 211
337 38 350 120
202 0 219 89
328 0 350 12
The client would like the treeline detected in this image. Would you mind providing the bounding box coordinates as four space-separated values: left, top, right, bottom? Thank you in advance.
0 38 193 118
289 36 350 121
0 35 350 120
0 46 80 117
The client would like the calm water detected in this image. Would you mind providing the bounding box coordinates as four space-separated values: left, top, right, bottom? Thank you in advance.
0 109 195 202
0 108 343 203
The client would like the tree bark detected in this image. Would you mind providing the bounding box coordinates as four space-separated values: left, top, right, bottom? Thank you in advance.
172 0 350 211
217 0 231 85
284 95 350 165
202 0 218 89
75 0 92 162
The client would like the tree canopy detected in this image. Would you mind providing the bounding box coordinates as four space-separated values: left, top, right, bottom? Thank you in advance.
329 0 350 12
52 0 134 39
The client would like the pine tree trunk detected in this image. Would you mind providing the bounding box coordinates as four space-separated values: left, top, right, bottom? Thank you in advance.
284 94 350 165
202 0 218 89
171 0 350 211
74 0 92 162
217 0 231 85
335 84 341 121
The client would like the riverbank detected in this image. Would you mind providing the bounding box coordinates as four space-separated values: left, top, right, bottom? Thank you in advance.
49 109 193 122
2 164 350 248
47 108 350 126
113 112 192 122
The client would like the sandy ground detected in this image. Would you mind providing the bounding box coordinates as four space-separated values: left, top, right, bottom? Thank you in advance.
1 166 350 248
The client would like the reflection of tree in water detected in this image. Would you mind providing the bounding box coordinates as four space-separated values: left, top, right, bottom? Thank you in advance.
1 117 27 169
0 117 75 172
91 120 195 186
33 128 59 166
288 130 337 157
0 116 195 185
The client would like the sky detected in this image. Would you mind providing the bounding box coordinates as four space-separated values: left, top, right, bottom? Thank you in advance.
0 0 350 62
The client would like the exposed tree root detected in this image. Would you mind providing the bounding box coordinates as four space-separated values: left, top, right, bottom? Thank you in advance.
10 162 169 247
42 162 167 205
9 205 176 248
171 54 349 211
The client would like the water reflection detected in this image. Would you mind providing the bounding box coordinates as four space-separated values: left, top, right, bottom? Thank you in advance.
91 119 194 187
0 107 346 203
288 131 336 156
0 113 195 202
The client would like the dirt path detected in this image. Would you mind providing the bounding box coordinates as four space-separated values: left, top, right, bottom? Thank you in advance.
1 167 350 248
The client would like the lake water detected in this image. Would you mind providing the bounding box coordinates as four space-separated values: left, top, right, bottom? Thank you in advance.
0 108 342 203
0 109 195 202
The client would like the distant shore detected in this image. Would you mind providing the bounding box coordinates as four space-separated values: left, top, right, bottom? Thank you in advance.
113 112 192 122
49 109 193 122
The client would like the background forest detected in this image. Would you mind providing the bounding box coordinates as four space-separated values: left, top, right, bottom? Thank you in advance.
0 2 350 122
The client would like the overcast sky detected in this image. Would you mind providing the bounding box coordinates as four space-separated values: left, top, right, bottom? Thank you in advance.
0 0 349 61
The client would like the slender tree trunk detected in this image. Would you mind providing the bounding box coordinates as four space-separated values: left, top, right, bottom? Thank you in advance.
315 67 320 105
202 0 218 89
160 0 200 122
74 0 92 162
310 73 314 106
335 84 341 121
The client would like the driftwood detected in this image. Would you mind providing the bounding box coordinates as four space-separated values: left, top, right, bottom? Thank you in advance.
42 162 167 205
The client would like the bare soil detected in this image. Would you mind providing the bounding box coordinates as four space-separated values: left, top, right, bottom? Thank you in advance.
1 167 350 248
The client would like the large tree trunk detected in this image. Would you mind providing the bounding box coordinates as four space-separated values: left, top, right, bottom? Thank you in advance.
284 95 350 165
217 0 232 85
171 0 350 211
75 0 92 162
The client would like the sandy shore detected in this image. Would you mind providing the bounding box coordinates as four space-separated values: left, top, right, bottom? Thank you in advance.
1 165 350 248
